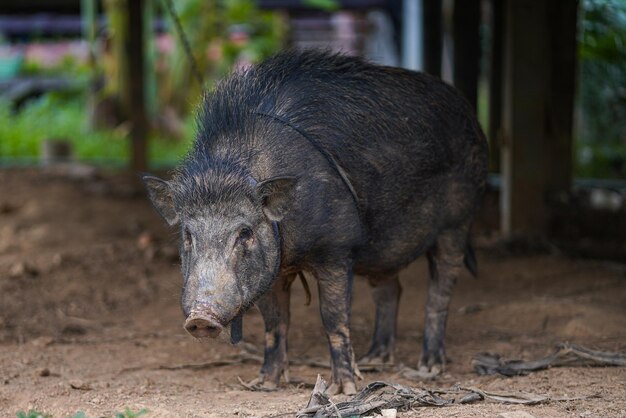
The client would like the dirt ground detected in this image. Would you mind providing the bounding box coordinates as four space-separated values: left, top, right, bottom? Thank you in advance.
0 168 625 417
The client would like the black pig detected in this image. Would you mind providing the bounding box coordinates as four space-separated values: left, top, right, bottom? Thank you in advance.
144 50 488 395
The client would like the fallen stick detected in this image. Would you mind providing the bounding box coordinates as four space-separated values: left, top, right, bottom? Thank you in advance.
473 342 626 376
296 379 600 417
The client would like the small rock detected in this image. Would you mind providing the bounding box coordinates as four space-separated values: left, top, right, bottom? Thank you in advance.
9 261 39 278
38 368 51 377
69 380 92 390
137 231 156 250
497 412 537 418
30 336 55 348
52 253 65 267
381 410 397 418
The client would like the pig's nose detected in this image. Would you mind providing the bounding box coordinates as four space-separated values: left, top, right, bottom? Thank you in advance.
184 314 223 338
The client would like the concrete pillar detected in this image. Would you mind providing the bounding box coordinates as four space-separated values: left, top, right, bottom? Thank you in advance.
402 0 423 70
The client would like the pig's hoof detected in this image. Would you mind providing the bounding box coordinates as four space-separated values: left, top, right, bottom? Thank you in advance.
415 364 442 379
326 380 357 396
417 351 445 379
358 348 394 366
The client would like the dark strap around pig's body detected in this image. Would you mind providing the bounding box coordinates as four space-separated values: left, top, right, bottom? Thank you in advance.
254 111 362 218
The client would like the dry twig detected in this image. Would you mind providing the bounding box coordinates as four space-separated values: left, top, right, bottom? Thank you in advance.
296 380 600 417
473 342 626 376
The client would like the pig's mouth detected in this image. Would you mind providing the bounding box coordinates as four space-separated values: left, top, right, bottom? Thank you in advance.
183 308 245 344
183 311 224 338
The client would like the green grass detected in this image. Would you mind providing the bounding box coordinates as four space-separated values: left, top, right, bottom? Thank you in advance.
16 411 52 418
16 409 148 418
114 409 148 418
0 94 192 168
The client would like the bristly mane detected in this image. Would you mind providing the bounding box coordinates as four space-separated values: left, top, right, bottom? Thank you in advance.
192 49 375 153
171 50 373 214
169 49 459 215
170 156 258 217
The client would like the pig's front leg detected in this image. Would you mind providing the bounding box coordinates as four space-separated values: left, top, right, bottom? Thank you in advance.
360 274 401 365
251 274 292 390
316 263 361 395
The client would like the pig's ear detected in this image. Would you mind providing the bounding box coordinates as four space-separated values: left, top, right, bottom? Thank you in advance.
142 175 179 226
257 176 297 222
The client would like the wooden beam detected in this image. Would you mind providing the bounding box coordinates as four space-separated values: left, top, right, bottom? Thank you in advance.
422 0 442 77
452 0 480 110
128 0 148 173
499 0 578 235
501 0 550 234
546 0 578 193
143 0 157 119
488 0 503 172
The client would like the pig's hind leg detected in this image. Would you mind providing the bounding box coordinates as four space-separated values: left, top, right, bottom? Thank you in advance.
359 274 401 365
419 226 468 375
250 274 293 390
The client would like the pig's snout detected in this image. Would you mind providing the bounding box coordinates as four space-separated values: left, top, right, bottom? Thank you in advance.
184 312 223 338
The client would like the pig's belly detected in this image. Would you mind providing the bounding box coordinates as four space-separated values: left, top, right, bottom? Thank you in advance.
352 196 441 276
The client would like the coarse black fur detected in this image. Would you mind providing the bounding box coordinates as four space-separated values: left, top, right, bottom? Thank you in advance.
144 49 488 393
181 49 486 266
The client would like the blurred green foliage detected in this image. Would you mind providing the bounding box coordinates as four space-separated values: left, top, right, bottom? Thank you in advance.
0 94 192 167
577 0 626 179
3 0 624 178
21 55 90 79
163 0 286 113
303 0 340 11
0 0 285 168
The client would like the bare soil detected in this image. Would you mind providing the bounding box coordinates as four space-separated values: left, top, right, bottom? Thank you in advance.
0 168 625 417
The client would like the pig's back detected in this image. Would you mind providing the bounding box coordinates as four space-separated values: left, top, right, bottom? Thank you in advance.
250 51 487 271
197 50 488 273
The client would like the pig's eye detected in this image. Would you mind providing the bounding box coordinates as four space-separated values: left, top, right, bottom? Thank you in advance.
183 228 193 251
237 227 254 246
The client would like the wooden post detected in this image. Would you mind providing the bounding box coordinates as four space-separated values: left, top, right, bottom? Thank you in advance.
81 0 97 61
488 0 503 172
452 0 480 110
81 0 99 131
501 0 549 235
105 0 129 111
128 0 148 172
422 0 442 77
143 0 157 120
499 0 577 236
546 0 578 193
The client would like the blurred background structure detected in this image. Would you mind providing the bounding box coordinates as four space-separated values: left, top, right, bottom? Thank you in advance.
0 3 625 416
0 0 625 252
